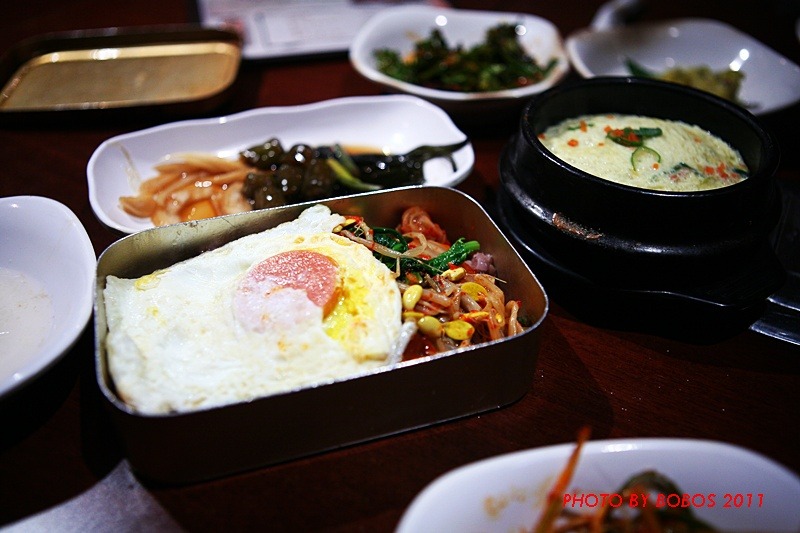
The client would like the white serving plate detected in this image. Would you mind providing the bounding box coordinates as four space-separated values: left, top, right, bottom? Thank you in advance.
566 18 800 115
349 6 569 112
87 95 473 234
396 438 800 532
0 196 95 399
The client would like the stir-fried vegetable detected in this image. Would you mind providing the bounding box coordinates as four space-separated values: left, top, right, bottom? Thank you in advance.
534 427 592 533
240 138 468 208
533 428 719 532
338 219 479 278
320 140 468 191
119 138 469 226
375 23 557 92
625 58 745 104
335 207 528 358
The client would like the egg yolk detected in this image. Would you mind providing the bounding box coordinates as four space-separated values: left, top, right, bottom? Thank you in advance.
246 250 340 316
233 249 343 334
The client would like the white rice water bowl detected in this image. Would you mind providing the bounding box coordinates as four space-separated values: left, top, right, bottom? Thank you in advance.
0 196 95 398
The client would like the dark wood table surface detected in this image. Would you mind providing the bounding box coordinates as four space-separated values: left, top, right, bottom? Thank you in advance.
1 0 798 531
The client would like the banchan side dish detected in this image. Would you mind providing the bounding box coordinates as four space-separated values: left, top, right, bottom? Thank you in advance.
538 114 748 191
94 186 548 484
497 77 783 340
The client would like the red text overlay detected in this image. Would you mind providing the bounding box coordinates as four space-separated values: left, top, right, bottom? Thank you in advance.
563 493 764 509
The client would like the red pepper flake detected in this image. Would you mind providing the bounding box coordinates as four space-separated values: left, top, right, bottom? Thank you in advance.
538 133 546 140
717 163 729 178
579 120 588 132
652 163 660 170
704 166 715 175
603 125 612 133
568 139 579 147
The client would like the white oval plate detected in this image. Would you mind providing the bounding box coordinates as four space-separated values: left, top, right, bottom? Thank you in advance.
87 95 473 234
0 196 95 399
566 18 800 115
350 6 569 110
397 438 800 532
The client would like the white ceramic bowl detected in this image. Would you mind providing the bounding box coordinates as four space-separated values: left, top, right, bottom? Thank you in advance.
566 18 800 115
349 5 569 114
0 196 95 399
397 438 800 532
87 95 474 234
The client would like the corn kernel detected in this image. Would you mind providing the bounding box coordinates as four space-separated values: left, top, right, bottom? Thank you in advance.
403 284 424 310
443 320 475 340
441 267 466 282
461 281 488 301
417 316 443 337
333 217 359 233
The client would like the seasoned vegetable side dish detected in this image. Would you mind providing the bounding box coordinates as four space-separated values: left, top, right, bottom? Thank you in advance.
337 205 527 358
538 114 748 191
104 205 528 414
533 429 718 532
626 58 745 104
374 23 558 92
118 137 467 226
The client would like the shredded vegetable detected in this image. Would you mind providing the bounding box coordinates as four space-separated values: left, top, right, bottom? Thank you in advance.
533 429 719 532
336 206 529 358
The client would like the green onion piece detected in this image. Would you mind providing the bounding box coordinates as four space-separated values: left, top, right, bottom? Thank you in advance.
631 146 662 172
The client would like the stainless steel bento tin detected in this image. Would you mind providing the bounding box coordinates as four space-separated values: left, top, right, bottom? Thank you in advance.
94 186 549 484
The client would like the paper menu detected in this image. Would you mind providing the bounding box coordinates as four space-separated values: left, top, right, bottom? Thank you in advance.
196 0 447 60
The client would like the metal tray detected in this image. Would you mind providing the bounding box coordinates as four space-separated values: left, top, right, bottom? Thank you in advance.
94 186 549 484
750 180 800 345
0 25 241 124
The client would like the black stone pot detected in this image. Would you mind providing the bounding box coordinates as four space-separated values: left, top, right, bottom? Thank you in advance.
498 77 786 340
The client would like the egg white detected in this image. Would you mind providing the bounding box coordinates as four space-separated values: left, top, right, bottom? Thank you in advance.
104 205 403 414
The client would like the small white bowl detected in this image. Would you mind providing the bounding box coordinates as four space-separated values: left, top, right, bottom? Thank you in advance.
0 196 95 399
566 18 800 115
397 438 800 532
87 94 473 234
349 5 569 114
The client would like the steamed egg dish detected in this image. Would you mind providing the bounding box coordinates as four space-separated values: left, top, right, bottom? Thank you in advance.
103 205 403 414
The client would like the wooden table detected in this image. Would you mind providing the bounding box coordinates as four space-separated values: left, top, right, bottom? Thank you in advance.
1 1 798 531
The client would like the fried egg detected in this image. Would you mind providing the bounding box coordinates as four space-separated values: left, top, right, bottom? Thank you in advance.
103 205 403 414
